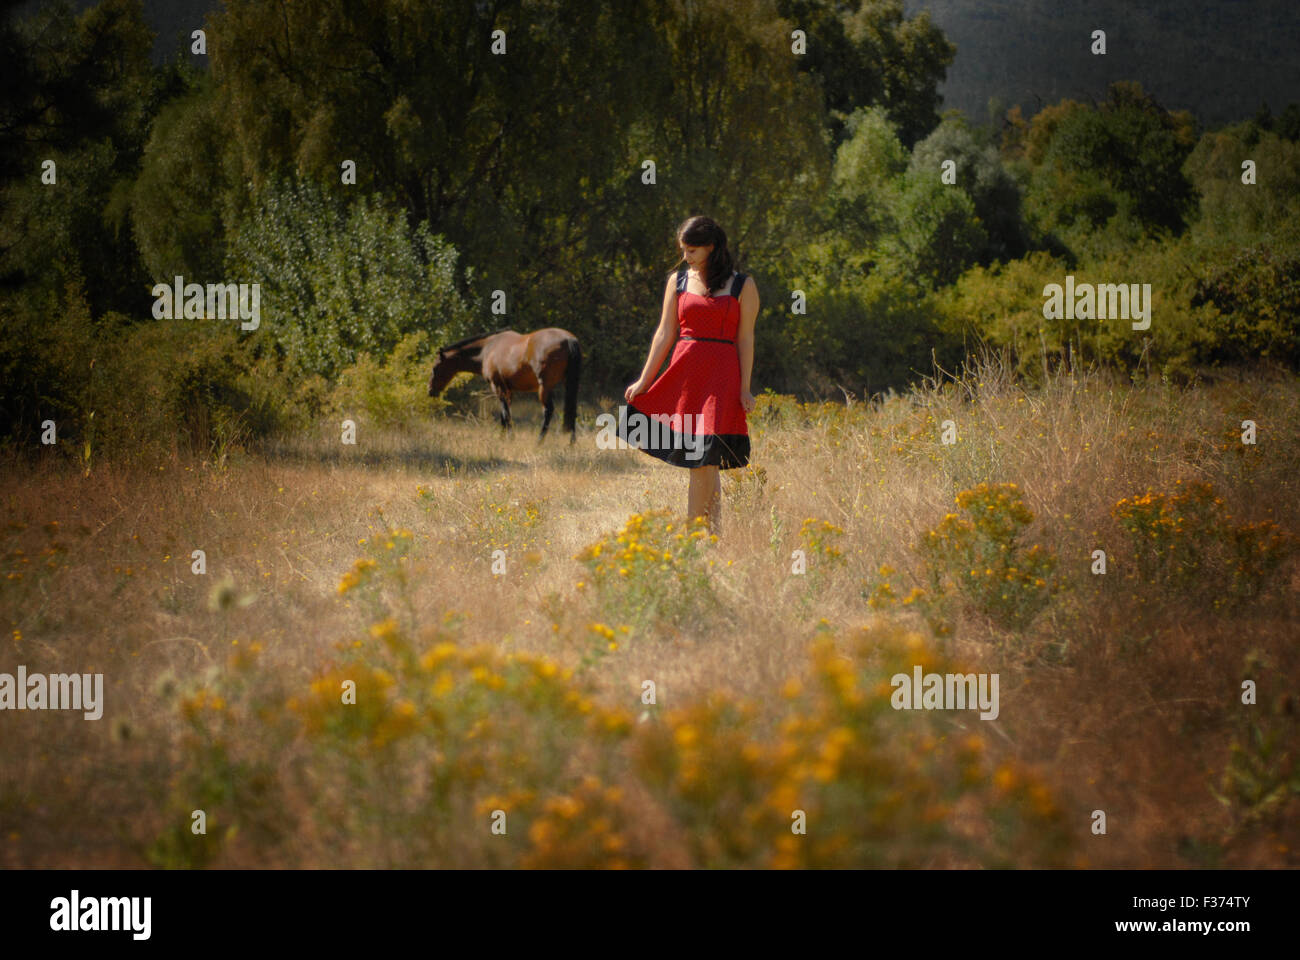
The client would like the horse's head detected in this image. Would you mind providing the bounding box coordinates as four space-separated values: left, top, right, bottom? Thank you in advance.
428 348 451 397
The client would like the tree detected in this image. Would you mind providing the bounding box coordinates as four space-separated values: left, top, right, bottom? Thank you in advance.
1024 83 1199 255
131 78 234 280
0 0 164 315
207 0 659 249
886 170 985 288
909 114 1026 262
775 0 955 149
809 105 906 283
1184 124 1300 239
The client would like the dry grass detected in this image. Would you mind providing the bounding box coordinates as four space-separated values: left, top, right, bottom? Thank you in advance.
1 361 1296 868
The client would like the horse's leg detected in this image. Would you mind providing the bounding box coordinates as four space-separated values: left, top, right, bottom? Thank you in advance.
491 381 511 429
538 384 554 441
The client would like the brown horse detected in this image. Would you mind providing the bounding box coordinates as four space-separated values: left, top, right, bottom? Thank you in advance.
428 327 581 443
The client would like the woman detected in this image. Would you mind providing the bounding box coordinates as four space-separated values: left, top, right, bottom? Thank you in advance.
619 215 758 536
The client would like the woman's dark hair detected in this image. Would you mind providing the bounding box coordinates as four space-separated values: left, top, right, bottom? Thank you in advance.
670 215 736 294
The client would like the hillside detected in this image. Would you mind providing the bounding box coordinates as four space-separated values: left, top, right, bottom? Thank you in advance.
905 0 1299 126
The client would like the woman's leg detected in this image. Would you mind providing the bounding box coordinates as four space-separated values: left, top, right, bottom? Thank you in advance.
687 464 722 536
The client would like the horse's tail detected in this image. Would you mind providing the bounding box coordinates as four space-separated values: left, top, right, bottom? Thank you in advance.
563 337 581 440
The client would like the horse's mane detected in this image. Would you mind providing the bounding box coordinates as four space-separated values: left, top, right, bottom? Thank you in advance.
438 326 513 353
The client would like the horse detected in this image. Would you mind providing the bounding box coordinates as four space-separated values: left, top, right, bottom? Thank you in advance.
428 327 581 444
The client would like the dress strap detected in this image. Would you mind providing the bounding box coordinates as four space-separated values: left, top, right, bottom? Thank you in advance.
679 266 747 297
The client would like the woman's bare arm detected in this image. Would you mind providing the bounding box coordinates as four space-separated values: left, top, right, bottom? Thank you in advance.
628 276 680 393
736 275 759 401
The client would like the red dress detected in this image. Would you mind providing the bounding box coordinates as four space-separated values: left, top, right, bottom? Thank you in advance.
617 266 750 469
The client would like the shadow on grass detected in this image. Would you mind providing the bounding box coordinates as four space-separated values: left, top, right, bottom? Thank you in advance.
263 441 524 475
259 425 645 477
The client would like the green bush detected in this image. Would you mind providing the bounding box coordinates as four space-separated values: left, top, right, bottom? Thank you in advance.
329 332 451 428
88 318 284 458
225 178 478 380
1183 127 1300 239
0 281 97 447
1190 242 1300 366
918 482 1058 631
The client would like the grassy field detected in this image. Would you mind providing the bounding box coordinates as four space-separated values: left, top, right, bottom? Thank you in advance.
2 359 1297 868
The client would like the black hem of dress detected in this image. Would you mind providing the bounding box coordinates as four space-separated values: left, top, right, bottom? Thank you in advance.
616 406 750 469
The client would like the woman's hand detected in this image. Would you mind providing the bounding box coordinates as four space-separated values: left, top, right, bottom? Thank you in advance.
624 378 648 403
739 388 756 413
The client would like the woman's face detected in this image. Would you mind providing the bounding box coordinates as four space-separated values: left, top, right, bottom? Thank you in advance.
680 242 713 268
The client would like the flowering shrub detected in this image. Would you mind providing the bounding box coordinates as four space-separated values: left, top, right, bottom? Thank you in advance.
519 775 648 869
1226 521 1293 600
575 621 630 672
633 621 1076 867
470 483 544 556
285 615 636 867
799 517 845 567
147 640 295 868
722 462 769 505
1112 482 1223 589
796 516 846 606
1112 482 1295 603
336 524 415 623
1210 655 1300 841
863 570 955 637
750 391 804 429
149 606 1079 867
918 483 1058 630
573 510 717 630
